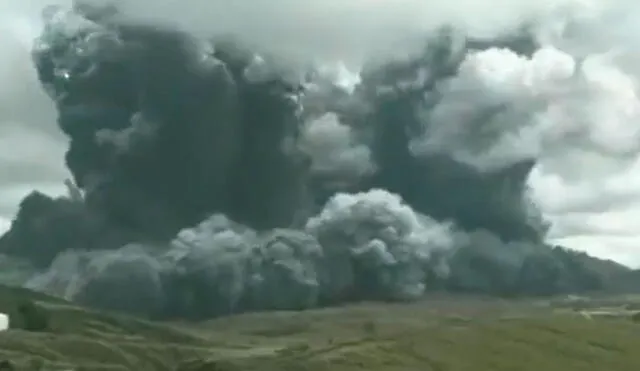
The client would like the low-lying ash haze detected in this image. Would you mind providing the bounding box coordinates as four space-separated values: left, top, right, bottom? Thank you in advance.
1 0 640 319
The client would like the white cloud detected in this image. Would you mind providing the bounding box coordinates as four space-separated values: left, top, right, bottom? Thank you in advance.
532 160 640 267
528 108 640 267
396 0 640 267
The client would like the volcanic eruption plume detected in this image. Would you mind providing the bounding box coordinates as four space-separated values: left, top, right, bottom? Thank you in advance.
0 0 630 319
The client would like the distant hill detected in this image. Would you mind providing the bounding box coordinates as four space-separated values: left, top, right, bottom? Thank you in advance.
558 248 640 294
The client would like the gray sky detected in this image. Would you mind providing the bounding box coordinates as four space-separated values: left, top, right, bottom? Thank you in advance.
3 0 640 267
0 0 71 227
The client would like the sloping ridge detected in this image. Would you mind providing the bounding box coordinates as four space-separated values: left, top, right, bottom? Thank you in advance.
2 285 640 370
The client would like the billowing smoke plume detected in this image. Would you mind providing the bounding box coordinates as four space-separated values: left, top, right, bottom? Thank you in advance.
0 0 630 319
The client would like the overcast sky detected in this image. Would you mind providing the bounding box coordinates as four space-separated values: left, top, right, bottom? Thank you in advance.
3 0 640 266
0 0 71 233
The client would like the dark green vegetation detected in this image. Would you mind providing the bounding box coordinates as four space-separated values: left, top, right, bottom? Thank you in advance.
2 285 640 370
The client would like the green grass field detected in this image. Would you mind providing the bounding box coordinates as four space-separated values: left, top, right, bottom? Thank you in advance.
1 286 640 370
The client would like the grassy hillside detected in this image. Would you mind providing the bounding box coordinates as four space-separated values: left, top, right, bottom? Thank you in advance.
1 286 640 370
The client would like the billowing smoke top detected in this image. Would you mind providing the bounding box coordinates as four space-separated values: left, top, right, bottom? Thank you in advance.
0 1 622 319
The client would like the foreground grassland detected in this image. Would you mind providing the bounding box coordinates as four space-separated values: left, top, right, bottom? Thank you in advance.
1 286 640 371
